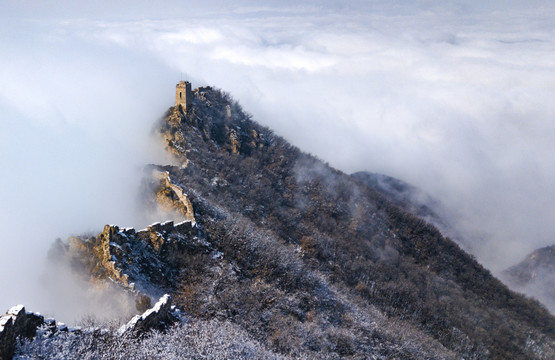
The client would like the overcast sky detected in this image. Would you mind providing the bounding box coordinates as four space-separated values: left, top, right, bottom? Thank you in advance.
2 0 555 317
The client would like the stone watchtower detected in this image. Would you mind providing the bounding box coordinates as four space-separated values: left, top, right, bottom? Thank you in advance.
175 80 192 111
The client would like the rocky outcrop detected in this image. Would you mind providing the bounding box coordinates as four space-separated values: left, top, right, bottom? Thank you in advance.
117 294 177 337
160 87 268 163
1 296 181 359
163 107 188 159
49 218 207 313
152 169 195 222
0 305 44 360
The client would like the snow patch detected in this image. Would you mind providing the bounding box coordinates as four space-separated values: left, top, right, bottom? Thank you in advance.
7 305 24 316
117 294 173 337
110 242 122 250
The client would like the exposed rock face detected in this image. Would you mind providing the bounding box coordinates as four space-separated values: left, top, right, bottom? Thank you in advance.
163 108 187 159
0 305 43 360
50 219 207 311
152 169 195 222
117 294 176 337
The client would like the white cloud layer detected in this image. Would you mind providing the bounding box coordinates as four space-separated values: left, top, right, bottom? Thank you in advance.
2 0 555 316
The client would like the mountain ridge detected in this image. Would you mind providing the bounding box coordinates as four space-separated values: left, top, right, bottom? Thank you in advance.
150 86 555 358
5 84 555 359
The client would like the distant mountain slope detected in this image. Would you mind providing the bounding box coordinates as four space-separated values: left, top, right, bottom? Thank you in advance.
503 245 555 313
14 85 555 359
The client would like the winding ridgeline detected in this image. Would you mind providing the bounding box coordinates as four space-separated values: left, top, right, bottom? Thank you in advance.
3 82 555 359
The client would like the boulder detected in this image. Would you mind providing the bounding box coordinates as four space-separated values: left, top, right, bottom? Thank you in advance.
0 305 44 360
117 294 175 337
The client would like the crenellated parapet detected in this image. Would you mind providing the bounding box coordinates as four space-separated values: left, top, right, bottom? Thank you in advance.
50 216 206 315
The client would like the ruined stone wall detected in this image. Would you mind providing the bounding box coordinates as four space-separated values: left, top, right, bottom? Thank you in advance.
175 81 192 110
0 306 44 360
151 169 196 222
